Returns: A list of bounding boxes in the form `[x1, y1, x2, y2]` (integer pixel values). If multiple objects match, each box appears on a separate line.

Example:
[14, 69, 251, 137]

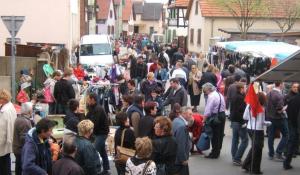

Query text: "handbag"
[114, 129, 136, 164]
[211, 92, 224, 125]
[196, 132, 210, 151]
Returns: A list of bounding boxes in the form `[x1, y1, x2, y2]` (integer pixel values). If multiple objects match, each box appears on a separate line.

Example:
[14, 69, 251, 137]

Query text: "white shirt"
[171, 68, 187, 81]
[243, 105, 267, 130]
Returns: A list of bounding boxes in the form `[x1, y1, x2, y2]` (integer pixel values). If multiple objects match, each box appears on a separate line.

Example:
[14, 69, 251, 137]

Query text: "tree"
[214, 0, 268, 39]
[271, 0, 300, 40]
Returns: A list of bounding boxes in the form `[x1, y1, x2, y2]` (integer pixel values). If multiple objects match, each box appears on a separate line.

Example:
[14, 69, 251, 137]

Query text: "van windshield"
[80, 44, 111, 56]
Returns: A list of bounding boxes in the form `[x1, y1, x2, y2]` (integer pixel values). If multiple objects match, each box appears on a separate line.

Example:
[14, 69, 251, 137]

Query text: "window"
[150, 27, 154, 36]
[173, 29, 176, 38]
[107, 26, 110, 35]
[112, 26, 115, 35]
[195, 1, 199, 15]
[190, 28, 194, 44]
[197, 29, 201, 45]
[110, 10, 113, 19]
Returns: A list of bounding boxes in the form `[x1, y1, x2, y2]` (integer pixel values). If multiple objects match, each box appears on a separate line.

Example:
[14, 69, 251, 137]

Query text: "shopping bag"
[196, 132, 210, 151]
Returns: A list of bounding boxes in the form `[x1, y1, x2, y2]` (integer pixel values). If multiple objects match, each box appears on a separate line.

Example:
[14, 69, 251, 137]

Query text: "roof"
[256, 50, 300, 82]
[97, 0, 112, 20]
[141, 3, 163, 21]
[186, 0, 194, 20]
[176, 0, 190, 7]
[114, 0, 121, 5]
[199, 0, 300, 18]
[219, 28, 300, 35]
[133, 2, 143, 14]
[122, 0, 132, 21]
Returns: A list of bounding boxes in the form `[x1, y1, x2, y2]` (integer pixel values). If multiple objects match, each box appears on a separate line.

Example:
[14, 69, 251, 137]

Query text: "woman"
[188, 65, 202, 111]
[152, 117, 177, 175]
[126, 137, 157, 175]
[154, 62, 168, 82]
[168, 103, 181, 121]
[114, 112, 136, 175]
[43, 71, 62, 114]
[121, 95, 133, 113]
[138, 102, 157, 138]
[64, 99, 81, 134]
[75, 120, 102, 175]
[242, 92, 271, 174]
[213, 67, 222, 91]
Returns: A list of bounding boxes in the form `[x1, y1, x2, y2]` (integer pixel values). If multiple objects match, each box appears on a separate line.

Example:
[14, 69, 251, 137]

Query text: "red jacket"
[189, 113, 204, 142]
[149, 63, 158, 73]
[73, 67, 85, 80]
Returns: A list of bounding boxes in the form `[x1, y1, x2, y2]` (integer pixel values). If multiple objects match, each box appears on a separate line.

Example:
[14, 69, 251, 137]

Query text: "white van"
[79, 35, 114, 66]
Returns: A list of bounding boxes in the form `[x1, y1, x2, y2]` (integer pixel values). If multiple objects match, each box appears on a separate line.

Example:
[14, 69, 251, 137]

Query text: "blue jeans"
[231, 122, 249, 161]
[95, 135, 110, 171]
[268, 118, 289, 157]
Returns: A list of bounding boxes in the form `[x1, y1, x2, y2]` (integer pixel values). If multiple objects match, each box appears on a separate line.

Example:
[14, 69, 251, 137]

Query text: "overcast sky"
[145, 0, 169, 3]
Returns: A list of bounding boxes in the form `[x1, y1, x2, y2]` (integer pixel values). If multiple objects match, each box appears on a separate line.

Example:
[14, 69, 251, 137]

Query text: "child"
[48, 136, 60, 161]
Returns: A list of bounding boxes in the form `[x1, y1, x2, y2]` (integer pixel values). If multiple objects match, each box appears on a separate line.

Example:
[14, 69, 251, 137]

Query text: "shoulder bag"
[210, 92, 225, 125]
[114, 129, 136, 165]
[142, 160, 154, 175]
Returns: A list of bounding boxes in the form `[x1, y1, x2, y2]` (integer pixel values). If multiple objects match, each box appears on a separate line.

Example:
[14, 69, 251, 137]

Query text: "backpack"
[43, 86, 54, 103]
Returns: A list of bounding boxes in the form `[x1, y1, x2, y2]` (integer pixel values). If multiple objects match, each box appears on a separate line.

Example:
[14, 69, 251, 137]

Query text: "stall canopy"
[255, 50, 300, 82]
[216, 41, 300, 62]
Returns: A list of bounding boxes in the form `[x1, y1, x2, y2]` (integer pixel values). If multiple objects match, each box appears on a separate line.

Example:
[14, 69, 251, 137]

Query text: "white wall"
[188, 0, 205, 54]
[0, 0, 80, 55]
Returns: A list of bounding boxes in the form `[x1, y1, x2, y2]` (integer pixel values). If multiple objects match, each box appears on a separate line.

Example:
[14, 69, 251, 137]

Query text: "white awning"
[255, 50, 300, 82]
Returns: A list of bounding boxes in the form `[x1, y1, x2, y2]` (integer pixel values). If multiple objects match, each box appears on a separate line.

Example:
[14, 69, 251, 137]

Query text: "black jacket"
[199, 71, 217, 87]
[131, 63, 147, 79]
[52, 155, 85, 175]
[64, 111, 81, 133]
[114, 127, 136, 154]
[75, 136, 102, 175]
[86, 104, 109, 136]
[54, 79, 75, 105]
[163, 86, 188, 109]
[152, 136, 177, 174]
[230, 92, 247, 124]
[138, 115, 155, 138]
[266, 89, 285, 119]
[285, 93, 300, 127]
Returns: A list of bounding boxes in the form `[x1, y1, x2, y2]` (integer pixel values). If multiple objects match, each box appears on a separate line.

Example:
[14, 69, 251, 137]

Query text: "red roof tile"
[175, 0, 190, 7]
[122, 0, 132, 21]
[199, 0, 299, 18]
[97, 0, 112, 20]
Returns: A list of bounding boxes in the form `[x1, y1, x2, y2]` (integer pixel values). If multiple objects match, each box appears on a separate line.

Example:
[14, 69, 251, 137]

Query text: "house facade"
[122, 0, 134, 36]
[133, 2, 163, 35]
[166, 0, 189, 44]
[96, 0, 116, 37]
[187, 0, 300, 54]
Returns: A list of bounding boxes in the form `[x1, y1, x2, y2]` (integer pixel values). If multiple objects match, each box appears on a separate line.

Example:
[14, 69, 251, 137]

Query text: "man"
[0, 89, 17, 175]
[54, 68, 76, 114]
[140, 72, 158, 100]
[172, 106, 193, 175]
[163, 78, 188, 109]
[138, 102, 157, 138]
[266, 82, 289, 161]
[52, 137, 85, 175]
[283, 83, 300, 170]
[203, 83, 226, 158]
[199, 64, 217, 88]
[158, 47, 169, 69]
[13, 102, 33, 175]
[226, 75, 246, 112]
[86, 93, 110, 175]
[171, 62, 187, 83]
[127, 80, 140, 95]
[230, 83, 248, 165]
[126, 94, 145, 137]
[184, 53, 196, 72]
[22, 118, 57, 175]
[130, 56, 147, 87]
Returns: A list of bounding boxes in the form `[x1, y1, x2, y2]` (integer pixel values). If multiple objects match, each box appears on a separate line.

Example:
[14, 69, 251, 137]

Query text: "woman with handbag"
[152, 117, 177, 175]
[188, 65, 202, 111]
[114, 112, 136, 175]
[126, 137, 157, 175]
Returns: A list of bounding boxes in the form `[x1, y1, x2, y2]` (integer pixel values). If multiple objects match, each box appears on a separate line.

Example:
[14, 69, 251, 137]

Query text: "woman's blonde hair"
[0, 89, 11, 102]
[135, 137, 153, 159]
[77, 120, 94, 136]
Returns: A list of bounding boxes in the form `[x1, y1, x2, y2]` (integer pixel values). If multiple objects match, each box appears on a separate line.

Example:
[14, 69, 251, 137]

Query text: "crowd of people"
[0, 40, 300, 175]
